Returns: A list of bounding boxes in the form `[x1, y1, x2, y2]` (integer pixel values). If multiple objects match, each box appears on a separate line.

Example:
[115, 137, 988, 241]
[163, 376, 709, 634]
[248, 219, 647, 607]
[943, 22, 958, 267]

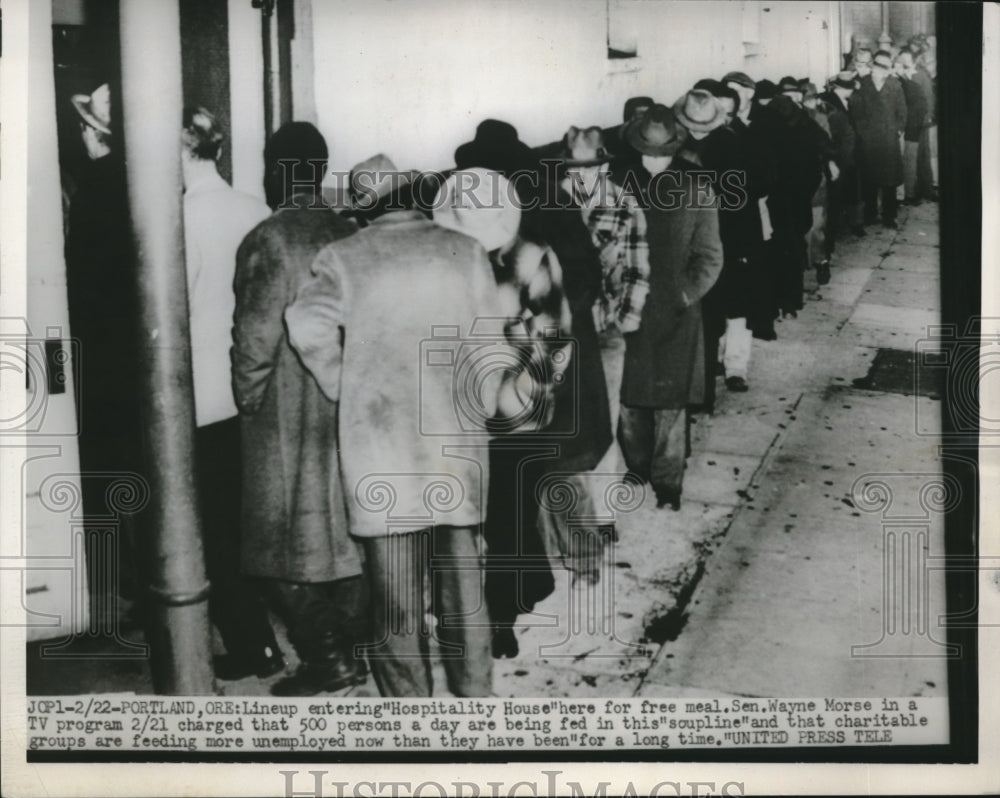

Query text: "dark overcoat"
[622, 158, 723, 408]
[850, 74, 906, 187]
[232, 191, 363, 583]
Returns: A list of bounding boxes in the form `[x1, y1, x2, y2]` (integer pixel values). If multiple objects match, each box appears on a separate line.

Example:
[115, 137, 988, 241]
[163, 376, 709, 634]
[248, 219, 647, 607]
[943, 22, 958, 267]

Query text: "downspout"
[119, 0, 214, 695]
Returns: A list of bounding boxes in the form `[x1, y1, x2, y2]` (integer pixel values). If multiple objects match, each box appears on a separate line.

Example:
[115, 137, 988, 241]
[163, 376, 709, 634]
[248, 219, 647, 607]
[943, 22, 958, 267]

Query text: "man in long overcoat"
[232, 122, 365, 696]
[618, 105, 723, 510]
[850, 50, 907, 228]
[285, 162, 511, 696]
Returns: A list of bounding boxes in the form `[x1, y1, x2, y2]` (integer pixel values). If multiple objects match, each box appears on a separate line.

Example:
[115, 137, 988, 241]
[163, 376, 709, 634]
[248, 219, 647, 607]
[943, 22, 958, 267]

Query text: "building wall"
[307, 0, 840, 177]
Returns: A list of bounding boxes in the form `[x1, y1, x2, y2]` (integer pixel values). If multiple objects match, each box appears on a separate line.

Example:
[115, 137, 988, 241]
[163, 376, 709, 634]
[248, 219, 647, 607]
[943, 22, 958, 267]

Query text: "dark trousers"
[916, 126, 935, 198]
[265, 576, 368, 665]
[825, 167, 862, 257]
[617, 406, 687, 497]
[484, 444, 557, 628]
[362, 527, 492, 697]
[701, 284, 728, 414]
[195, 417, 279, 659]
[861, 181, 898, 225]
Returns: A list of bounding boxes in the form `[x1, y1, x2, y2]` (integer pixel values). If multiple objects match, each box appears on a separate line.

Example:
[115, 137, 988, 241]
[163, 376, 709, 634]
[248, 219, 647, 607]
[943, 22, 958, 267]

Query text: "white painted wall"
[306, 0, 840, 178]
[228, 0, 267, 199]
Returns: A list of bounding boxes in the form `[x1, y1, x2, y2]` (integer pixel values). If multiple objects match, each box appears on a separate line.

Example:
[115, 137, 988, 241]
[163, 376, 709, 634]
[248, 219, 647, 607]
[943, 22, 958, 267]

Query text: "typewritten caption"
[26, 696, 948, 752]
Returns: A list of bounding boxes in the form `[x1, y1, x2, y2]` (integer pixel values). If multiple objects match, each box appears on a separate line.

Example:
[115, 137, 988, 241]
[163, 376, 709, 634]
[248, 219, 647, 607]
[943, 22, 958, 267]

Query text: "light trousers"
[718, 318, 752, 380]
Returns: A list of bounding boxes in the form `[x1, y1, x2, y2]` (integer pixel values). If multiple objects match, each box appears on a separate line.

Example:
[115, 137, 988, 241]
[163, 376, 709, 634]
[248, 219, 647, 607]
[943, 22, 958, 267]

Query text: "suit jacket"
[231, 190, 363, 581]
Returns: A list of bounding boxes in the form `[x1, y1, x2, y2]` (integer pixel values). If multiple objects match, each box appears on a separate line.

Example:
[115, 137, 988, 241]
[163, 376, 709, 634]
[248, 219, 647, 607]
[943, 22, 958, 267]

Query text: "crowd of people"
[62, 33, 936, 698]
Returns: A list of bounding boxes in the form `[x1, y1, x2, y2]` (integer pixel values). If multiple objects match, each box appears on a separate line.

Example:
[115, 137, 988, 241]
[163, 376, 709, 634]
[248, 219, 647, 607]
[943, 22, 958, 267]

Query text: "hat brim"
[670, 95, 725, 134]
[71, 94, 111, 136]
[622, 117, 683, 157]
[454, 140, 537, 175]
[560, 150, 613, 167]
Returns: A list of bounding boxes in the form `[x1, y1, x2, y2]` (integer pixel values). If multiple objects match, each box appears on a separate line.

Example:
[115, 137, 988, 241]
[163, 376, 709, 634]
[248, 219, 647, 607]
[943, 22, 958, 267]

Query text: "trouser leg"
[861, 179, 878, 223]
[807, 204, 826, 269]
[265, 575, 367, 666]
[916, 127, 934, 198]
[617, 405, 655, 483]
[881, 186, 898, 224]
[928, 125, 938, 188]
[197, 417, 279, 659]
[362, 531, 431, 697]
[432, 526, 492, 697]
[701, 287, 724, 413]
[483, 446, 554, 628]
[650, 408, 686, 498]
[903, 141, 919, 199]
[722, 318, 752, 380]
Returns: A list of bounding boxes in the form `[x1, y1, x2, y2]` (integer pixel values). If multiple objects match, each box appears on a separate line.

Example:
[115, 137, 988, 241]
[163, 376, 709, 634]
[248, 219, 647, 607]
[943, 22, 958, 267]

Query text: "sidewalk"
[27, 204, 946, 700]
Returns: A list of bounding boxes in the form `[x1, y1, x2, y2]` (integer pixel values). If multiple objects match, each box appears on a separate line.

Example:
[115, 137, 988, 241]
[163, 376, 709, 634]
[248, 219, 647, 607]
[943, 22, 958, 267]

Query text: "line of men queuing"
[62, 33, 935, 698]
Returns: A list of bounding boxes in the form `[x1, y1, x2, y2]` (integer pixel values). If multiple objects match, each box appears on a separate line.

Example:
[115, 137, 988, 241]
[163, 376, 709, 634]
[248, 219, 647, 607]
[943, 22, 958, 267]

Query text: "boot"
[271, 653, 366, 696]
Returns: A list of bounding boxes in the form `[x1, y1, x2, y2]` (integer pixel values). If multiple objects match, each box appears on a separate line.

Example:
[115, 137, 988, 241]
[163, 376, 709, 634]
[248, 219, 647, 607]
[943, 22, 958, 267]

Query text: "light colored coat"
[184, 170, 270, 427]
[285, 210, 504, 538]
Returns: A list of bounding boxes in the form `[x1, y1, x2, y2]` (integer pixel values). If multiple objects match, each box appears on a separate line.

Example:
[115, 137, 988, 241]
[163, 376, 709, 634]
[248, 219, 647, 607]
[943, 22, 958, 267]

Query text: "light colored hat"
[432, 168, 521, 252]
[71, 83, 112, 135]
[349, 153, 415, 208]
[672, 89, 726, 134]
[561, 125, 611, 166]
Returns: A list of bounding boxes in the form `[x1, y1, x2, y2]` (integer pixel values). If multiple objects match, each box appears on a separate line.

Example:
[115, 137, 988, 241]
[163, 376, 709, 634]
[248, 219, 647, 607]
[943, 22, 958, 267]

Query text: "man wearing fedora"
[617, 104, 723, 510]
[285, 163, 511, 696]
[850, 50, 906, 229]
[65, 82, 145, 611]
[232, 122, 367, 696]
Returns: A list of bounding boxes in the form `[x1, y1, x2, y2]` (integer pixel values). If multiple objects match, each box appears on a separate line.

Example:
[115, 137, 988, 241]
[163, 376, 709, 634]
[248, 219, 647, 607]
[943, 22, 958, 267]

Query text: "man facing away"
[232, 122, 367, 696]
[284, 159, 511, 696]
[181, 107, 283, 681]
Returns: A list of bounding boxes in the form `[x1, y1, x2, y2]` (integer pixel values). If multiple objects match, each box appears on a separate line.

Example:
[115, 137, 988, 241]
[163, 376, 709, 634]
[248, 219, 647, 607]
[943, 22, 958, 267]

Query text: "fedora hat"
[623, 103, 685, 157]
[349, 153, 416, 208]
[831, 70, 857, 90]
[561, 125, 611, 167]
[872, 51, 893, 70]
[622, 96, 654, 123]
[432, 168, 522, 253]
[71, 83, 112, 135]
[672, 89, 725, 134]
[722, 71, 755, 91]
[454, 119, 538, 177]
[778, 76, 802, 94]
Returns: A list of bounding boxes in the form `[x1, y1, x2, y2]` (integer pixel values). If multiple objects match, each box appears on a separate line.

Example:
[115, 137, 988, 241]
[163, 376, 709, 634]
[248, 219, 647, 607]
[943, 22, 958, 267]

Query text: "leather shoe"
[851, 225, 867, 237]
[214, 646, 285, 681]
[270, 656, 366, 696]
[816, 260, 831, 285]
[654, 488, 681, 511]
[492, 625, 519, 659]
[725, 376, 749, 393]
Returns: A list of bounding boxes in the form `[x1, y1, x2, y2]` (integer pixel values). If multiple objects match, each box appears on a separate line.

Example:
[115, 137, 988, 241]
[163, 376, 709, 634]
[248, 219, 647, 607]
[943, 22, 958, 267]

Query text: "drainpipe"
[878, 1, 892, 50]
[119, 0, 214, 695]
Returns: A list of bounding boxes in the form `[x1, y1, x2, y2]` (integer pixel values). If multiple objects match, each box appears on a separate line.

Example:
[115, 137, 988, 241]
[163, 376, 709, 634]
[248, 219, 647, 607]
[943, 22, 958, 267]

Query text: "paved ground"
[27, 203, 947, 701]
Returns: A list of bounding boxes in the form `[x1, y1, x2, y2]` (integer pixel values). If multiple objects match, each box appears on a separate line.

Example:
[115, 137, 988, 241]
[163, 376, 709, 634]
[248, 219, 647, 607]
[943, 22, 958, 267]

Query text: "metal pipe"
[119, 0, 213, 695]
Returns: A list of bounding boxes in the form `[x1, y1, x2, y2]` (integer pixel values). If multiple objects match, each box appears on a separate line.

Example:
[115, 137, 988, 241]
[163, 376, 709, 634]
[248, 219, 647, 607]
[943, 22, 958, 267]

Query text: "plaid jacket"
[565, 175, 650, 333]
